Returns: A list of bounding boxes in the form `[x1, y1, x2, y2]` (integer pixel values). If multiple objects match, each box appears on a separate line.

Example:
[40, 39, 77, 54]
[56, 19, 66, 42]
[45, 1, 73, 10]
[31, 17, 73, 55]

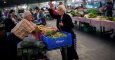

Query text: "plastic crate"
[40, 31, 72, 50]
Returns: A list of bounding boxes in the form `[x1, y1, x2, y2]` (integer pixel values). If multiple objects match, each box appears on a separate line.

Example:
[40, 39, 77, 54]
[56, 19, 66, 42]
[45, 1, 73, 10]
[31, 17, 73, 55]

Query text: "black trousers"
[5, 33, 21, 59]
[61, 33, 79, 60]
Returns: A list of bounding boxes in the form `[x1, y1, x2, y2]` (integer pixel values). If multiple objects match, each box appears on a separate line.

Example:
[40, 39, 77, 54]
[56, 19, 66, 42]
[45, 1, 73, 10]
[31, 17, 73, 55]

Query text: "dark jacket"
[48, 9, 74, 33]
[4, 18, 16, 32]
[106, 2, 113, 11]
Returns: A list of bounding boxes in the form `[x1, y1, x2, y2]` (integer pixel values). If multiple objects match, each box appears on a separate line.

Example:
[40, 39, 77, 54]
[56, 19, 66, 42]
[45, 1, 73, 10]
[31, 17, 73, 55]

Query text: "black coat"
[48, 9, 74, 34]
[4, 18, 16, 32]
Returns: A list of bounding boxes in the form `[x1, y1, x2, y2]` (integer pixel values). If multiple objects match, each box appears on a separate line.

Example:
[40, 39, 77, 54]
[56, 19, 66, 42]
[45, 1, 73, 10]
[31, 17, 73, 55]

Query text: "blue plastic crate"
[40, 31, 72, 50]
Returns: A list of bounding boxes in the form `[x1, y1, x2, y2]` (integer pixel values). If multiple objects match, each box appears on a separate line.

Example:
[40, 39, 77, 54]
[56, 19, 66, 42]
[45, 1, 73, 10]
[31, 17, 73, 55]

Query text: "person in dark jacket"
[106, 0, 113, 17]
[4, 10, 17, 36]
[48, 2, 79, 60]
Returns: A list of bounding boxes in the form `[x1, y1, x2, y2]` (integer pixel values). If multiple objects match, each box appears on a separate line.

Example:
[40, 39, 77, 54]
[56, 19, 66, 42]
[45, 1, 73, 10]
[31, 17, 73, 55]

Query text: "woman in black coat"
[48, 3, 79, 60]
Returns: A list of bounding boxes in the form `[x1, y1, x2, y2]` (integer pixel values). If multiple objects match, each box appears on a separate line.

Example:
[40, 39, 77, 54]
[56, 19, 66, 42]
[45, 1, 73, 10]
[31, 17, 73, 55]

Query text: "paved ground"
[46, 20, 115, 60]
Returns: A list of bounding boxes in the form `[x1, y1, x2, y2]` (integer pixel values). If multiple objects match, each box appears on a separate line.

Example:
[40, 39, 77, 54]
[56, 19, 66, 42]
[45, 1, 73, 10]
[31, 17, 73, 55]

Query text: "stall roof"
[0, 0, 61, 7]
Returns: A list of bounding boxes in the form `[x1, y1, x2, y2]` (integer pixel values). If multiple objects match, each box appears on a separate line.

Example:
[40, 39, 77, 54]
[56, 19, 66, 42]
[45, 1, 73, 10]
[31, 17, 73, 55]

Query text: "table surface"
[72, 17, 115, 31]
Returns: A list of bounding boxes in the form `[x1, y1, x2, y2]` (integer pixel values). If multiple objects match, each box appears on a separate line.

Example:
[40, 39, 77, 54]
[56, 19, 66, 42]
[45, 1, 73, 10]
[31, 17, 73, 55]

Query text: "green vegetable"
[84, 13, 97, 18]
[45, 29, 56, 36]
[106, 17, 114, 21]
[113, 18, 115, 22]
[46, 32, 67, 38]
[96, 16, 107, 20]
[87, 9, 97, 14]
[70, 10, 82, 17]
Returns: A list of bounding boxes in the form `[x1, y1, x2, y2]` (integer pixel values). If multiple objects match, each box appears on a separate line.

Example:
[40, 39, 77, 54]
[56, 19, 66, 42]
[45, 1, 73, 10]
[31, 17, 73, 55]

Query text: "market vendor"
[48, 2, 79, 60]
[5, 11, 37, 59]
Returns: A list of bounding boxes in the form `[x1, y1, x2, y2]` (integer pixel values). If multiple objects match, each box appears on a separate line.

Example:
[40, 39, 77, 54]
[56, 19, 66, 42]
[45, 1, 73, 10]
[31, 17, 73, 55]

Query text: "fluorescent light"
[4, 0, 6, 3]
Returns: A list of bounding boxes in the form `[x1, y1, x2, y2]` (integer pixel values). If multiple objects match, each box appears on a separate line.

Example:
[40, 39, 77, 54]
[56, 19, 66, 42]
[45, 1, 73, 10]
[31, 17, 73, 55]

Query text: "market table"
[72, 17, 115, 36]
[72, 17, 91, 30]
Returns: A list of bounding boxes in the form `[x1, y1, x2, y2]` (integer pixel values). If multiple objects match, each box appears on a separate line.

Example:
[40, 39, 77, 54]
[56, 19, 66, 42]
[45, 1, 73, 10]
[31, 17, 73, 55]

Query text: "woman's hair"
[58, 5, 66, 12]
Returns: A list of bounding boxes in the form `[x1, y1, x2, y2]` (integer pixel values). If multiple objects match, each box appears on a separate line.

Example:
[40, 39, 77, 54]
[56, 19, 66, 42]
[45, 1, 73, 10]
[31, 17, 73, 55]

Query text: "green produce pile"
[44, 29, 56, 36]
[96, 16, 115, 22]
[84, 13, 97, 18]
[88, 13, 97, 18]
[113, 18, 115, 22]
[96, 16, 107, 20]
[106, 17, 115, 21]
[46, 32, 67, 38]
[87, 9, 97, 14]
[69, 10, 82, 17]
[84, 9, 97, 18]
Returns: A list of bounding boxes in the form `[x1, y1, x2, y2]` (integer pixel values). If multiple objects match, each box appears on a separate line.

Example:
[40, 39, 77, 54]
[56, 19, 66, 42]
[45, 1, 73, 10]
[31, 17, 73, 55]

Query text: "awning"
[0, 0, 61, 7]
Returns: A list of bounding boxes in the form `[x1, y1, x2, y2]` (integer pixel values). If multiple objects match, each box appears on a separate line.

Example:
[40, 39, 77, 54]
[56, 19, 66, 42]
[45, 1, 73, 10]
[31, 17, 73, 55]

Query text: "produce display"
[96, 16, 107, 20]
[46, 32, 67, 38]
[70, 9, 115, 22]
[106, 17, 115, 21]
[84, 9, 115, 22]
[84, 13, 97, 18]
[37, 25, 57, 36]
[114, 18, 115, 22]
[88, 13, 97, 18]
[96, 16, 115, 21]
[67, 10, 82, 17]
[87, 9, 97, 14]
[37, 25, 66, 38]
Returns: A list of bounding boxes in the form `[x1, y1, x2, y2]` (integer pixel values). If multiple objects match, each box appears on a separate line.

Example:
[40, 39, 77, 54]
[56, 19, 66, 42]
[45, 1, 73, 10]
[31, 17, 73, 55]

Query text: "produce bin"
[40, 31, 72, 50]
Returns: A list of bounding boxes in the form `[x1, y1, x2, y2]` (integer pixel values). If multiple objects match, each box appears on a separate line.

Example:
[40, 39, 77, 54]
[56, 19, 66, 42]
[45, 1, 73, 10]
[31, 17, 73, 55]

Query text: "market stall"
[72, 16, 115, 38]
